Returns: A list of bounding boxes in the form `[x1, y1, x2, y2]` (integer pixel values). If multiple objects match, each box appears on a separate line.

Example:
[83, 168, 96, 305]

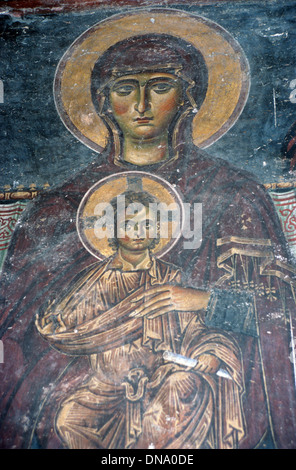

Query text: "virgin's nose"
[135, 86, 150, 114]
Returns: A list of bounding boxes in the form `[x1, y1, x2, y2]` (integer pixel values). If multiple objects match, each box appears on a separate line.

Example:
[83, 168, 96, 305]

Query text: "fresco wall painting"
[1, 0, 296, 451]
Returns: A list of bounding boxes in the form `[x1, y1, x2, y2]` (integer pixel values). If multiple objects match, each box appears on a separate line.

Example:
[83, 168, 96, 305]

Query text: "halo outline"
[54, 7, 250, 152]
[76, 170, 185, 260]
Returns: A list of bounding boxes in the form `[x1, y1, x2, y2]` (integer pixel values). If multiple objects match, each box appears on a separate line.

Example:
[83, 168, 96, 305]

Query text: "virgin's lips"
[134, 117, 153, 123]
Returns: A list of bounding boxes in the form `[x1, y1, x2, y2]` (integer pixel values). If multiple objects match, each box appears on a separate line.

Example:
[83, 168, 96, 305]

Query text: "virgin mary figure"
[1, 10, 296, 449]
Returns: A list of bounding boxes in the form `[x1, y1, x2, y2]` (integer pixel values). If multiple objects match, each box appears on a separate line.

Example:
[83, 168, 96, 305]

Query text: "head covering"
[90, 33, 208, 116]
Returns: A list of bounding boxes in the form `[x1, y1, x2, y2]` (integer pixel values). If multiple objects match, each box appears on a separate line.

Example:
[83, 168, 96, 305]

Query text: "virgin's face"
[108, 72, 183, 141]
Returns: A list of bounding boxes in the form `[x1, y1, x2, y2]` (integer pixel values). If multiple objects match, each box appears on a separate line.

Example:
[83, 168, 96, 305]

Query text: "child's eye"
[145, 221, 154, 229]
[125, 221, 134, 230]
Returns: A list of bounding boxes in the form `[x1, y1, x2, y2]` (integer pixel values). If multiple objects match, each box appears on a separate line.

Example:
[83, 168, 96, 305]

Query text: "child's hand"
[35, 310, 66, 335]
[129, 285, 210, 319]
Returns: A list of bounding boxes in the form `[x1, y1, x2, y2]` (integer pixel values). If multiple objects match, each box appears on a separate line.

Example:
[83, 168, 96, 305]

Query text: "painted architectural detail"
[0, 202, 26, 270]
[270, 190, 296, 257]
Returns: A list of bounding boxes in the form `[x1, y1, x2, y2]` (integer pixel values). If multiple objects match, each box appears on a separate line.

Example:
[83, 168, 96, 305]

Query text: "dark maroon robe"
[1, 141, 296, 449]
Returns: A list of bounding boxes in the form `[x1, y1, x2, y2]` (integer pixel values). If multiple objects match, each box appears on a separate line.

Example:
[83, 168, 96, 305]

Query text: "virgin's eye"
[112, 84, 136, 96]
[151, 82, 174, 94]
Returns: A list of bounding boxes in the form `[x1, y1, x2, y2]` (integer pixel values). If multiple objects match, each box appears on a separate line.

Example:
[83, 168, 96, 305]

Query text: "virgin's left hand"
[129, 285, 210, 320]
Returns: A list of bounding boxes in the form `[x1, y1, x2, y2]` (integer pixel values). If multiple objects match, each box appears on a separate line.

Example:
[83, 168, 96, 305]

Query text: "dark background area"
[0, 0, 296, 190]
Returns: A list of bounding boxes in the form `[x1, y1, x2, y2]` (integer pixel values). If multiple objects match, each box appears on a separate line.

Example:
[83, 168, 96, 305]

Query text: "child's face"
[117, 206, 157, 252]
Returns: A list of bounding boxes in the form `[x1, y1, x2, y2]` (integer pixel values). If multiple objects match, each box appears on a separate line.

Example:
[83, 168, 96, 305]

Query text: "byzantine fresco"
[1, 1, 296, 450]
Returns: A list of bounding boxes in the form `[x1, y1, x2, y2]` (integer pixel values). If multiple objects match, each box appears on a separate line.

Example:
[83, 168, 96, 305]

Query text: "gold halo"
[76, 171, 185, 260]
[54, 8, 250, 152]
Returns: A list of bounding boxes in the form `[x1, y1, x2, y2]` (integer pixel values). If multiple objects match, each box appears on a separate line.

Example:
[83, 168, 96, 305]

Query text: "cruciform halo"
[76, 171, 185, 260]
[54, 8, 250, 153]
